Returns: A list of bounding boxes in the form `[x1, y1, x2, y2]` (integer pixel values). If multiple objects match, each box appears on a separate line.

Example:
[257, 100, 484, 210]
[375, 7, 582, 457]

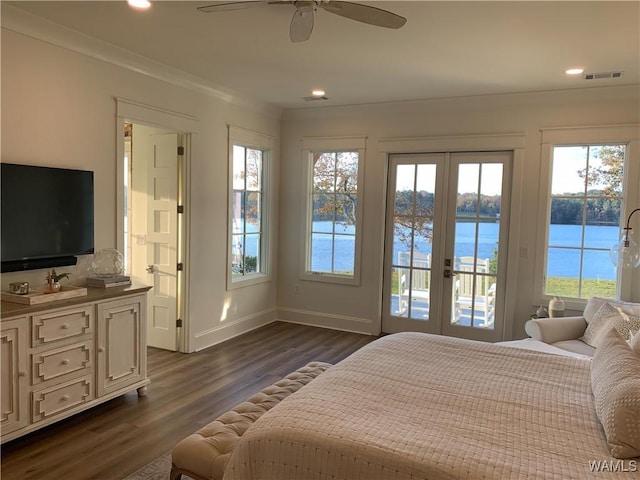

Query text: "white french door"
[382, 151, 512, 342]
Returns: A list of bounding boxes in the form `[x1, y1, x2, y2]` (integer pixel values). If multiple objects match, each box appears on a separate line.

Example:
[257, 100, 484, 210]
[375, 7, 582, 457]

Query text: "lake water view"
[305, 221, 620, 280]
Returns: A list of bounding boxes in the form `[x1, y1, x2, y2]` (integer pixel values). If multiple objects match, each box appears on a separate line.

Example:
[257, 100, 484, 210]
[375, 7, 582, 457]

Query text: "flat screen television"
[1, 163, 94, 272]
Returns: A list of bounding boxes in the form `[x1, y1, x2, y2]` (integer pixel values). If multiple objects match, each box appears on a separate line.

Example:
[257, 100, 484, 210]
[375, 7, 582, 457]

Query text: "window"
[302, 137, 365, 284]
[538, 125, 640, 305]
[546, 144, 625, 298]
[228, 126, 272, 287]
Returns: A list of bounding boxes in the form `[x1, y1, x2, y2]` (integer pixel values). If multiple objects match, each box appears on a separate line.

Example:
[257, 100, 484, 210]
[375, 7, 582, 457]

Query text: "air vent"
[583, 71, 623, 80]
[302, 95, 329, 101]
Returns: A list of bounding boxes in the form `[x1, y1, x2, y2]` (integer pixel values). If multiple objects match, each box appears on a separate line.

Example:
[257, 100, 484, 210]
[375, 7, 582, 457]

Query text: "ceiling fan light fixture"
[565, 67, 584, 75]
[128, 0, 151, 10]
[311, 89, 326, 97]
[197, 0, 406, 43]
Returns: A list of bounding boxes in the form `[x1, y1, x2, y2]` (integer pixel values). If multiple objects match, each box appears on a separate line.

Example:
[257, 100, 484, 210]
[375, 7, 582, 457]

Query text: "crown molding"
[1, 5, 282, 119]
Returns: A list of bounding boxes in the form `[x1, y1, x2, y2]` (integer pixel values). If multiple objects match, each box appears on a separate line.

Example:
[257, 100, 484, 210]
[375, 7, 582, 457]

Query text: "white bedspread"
[223, 332, 638, 479]
[498, 337, 593, 359]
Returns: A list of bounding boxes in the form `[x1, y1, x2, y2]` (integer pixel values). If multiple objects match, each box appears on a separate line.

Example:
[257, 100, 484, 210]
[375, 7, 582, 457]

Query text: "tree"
[392, 190, 434, 247]
[577, 145, 624, 196]
[312, 152, 358, 225]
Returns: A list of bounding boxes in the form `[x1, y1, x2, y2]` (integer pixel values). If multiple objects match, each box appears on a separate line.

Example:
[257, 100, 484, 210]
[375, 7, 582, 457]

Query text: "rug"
[123, 452, 195, 480]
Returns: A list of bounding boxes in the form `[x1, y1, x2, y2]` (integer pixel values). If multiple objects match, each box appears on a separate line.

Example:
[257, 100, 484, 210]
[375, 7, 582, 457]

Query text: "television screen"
[1, 163, 94, 272]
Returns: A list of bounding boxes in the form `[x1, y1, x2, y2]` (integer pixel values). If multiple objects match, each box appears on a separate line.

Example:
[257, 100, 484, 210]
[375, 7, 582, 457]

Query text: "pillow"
[583, 297, 610, 323]
[581, 302, 628, 348]
[590, 327, 640, 459]
[618, 311, 640, 340]
[629, 330, 640, 357]
[584, 297, 640, 324]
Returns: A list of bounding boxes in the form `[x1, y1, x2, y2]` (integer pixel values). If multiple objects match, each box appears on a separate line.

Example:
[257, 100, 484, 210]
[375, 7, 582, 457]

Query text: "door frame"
[377, 133, 525, 341]
[116, 98, 197, 353]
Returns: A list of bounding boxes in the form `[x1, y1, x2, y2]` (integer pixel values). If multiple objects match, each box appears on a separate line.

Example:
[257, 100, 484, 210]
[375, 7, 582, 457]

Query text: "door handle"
[146, 264, 157, 274]
[444, 269, 457, 278]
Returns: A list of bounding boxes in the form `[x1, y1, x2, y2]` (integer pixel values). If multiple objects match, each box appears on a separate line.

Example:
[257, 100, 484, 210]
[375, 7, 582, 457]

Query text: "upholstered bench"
[170, 361, 333, 480]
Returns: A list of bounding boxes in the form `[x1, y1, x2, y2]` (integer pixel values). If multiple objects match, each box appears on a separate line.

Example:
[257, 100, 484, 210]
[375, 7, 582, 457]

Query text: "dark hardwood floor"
[1, 321, 378, 480]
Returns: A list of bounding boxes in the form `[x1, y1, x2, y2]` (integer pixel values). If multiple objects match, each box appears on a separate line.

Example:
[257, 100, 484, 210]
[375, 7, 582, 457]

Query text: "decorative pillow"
[584, 297, 640, 324]
[629, 330, 640, 357]
[590, 327, 640, 459]
[581, 302, 628, 348]
[618, 312, 640, 340]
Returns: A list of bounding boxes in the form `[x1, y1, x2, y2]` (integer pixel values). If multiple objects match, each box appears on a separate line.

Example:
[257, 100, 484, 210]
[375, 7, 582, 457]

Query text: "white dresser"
[1, 285, 151, 443]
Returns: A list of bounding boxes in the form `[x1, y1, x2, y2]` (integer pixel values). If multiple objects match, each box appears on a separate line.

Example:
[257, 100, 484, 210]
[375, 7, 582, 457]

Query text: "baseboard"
[193, 308, 277, 351]
[277, 307, 376, 335]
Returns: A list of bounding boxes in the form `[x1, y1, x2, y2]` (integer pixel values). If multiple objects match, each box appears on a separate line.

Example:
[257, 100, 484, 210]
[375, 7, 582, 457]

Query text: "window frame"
[535, 125, 640, 309]
[301, 136, 366, 285]
[227, 125, 273, 290]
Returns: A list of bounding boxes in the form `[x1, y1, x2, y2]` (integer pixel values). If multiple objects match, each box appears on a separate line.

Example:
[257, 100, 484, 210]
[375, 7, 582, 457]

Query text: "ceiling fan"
[197, 1, 407, 43]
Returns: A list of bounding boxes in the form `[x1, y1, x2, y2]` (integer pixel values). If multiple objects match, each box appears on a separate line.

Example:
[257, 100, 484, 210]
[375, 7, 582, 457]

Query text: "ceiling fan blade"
[290, 7, 314, 43]
[197, 1, 268, 13]
[320, 1, 406, 29]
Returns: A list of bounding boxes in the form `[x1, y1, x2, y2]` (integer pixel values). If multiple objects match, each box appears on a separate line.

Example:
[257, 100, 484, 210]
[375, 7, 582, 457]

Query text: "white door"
[130, 126, 179, 351]
[382, 153, 446, 335]
[382, 151, 511, 342]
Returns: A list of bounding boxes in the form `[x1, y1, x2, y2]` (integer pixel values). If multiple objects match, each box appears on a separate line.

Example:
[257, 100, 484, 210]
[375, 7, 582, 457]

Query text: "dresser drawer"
[31, 342, 92, 385]
[32, 307, 93, 347]
[32, 375, 94, 423]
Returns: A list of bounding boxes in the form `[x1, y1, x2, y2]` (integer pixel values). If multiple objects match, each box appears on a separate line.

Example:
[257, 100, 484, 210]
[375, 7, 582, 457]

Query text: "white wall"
[1, 28, 281, 351]
[278, 86, 640, 339]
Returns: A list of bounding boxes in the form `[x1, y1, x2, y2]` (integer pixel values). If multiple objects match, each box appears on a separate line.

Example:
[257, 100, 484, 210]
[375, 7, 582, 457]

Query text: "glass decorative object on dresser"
[87, 249, 131, 288]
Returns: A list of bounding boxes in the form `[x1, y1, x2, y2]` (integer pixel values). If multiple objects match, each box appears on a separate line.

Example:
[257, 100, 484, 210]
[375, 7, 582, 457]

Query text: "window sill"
[228, 273, 271, 290]
[302, 271, 360, 286]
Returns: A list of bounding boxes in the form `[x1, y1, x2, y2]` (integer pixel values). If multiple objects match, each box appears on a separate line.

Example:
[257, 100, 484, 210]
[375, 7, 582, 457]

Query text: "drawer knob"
[98, 347, 105, 352]
[62, 359, 70, 365]
[61, 395, 70, 401]
[61, 323, 70, 330]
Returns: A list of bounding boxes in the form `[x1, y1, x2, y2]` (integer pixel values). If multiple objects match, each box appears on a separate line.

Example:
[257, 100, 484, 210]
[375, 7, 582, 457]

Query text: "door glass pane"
[394, 164, 415, 215]
[480, 163, 502, 219]
[452, 162, 502, 330]
[410, 268, 430, 319]
[394, 217, 412, 268]
[390, 161, 436, 322]
[415, 164, 435, 216]
[456, 163, 479, 218]
[392, 266, 409, 317]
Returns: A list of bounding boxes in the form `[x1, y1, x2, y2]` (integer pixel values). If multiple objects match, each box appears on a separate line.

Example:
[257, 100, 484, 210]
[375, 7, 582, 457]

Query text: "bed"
[222, 331, 639, 480]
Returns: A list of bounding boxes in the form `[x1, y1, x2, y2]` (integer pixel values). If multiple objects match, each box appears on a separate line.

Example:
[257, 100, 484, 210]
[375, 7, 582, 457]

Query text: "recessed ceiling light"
[565, 68, 584, 75]
[312, 89, 326, 97]
[128, 0, 151, 10]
